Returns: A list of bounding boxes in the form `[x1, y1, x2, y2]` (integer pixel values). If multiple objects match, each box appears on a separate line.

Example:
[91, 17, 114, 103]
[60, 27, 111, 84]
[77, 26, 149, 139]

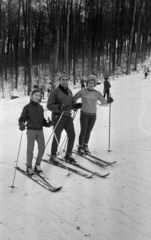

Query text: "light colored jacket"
[74, 89, 107, 115]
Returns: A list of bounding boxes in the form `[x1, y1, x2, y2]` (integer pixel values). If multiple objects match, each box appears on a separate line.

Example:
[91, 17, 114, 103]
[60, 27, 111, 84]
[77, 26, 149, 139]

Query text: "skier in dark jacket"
[103, 76, 111, 99]
[47, 73, 82, 163]
[18, 89, 52, 175]
[80, 76, 85, 89]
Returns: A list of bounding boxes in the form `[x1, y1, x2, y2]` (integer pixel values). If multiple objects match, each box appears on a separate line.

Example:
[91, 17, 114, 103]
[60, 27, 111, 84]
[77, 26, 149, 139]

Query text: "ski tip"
[107, 161, 116, 165]
[95, 172, 110, 178]
[87, 174, 94, 178]
[103, 173, 110, 177]
[52, 186, 62, 192]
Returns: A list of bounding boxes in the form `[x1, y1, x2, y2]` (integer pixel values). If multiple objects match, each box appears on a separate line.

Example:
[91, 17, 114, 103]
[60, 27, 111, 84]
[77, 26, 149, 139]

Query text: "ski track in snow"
[0, 67, 151, 240]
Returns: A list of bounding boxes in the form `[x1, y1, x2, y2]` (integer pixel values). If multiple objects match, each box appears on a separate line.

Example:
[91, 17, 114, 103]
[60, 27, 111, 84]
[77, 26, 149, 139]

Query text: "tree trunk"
[126, 0, 137, 74]
[134, 0, 144, 70]
[66, 2, 70, 74]
[5, 0, 12, 80]
[54, 19, 60, 81]
[27, 0, 32, 95]
[15, 0, 21, 89]
[21, 0, 28, 87]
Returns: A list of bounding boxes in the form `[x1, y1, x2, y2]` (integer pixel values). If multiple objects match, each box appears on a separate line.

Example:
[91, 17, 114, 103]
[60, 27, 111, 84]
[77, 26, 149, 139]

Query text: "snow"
[0, 68, 151, 240]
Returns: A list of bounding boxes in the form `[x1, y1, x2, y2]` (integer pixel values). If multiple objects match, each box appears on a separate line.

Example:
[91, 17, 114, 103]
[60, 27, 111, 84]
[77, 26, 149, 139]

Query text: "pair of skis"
[43, 158, 94, 178]
[57, 157, 110, 178]
[46, 154, 110, 178]
[73, 149, 116, 167]
[86, 152, 116, 165]
[16, 167, 62, 192]
[16, 150, 113, 192]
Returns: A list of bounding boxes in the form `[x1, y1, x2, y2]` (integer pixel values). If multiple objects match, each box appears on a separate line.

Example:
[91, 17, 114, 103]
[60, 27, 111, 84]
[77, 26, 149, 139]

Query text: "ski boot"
[84, 144, 91, 154]
[49, 155, 59, 164]
[34, 164, 43, 174]
[77, 145, 85, 155]
[26, 167, 34, 176]
[65, 152, 76, 163]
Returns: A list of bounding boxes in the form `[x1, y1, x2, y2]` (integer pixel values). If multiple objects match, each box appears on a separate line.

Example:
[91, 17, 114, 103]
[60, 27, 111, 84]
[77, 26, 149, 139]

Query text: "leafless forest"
[0, 0, 150, 95]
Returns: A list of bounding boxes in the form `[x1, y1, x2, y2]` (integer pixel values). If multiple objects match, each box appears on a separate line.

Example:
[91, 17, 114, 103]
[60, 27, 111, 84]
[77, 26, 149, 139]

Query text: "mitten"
[47, 117, 52, 127]
[19, 124, 25, 131]
[43, 118, 52, 127]
[107, 97, 114, 104]
[73, 103, 82, 110]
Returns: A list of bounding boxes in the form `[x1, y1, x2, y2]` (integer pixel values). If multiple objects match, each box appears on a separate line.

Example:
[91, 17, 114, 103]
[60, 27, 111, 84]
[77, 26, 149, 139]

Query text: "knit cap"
[87, 75, 98, 86]
[58, 73, 69, 81]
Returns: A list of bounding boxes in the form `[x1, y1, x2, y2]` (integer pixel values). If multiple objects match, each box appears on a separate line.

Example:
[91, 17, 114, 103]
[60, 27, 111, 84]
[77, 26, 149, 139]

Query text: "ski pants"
[79, 113, 96, 146]
[51, 114, 75, 155]
[104, 89, 110, 99]
[81, 84, 85, 89]
[27, 130, 45, 167]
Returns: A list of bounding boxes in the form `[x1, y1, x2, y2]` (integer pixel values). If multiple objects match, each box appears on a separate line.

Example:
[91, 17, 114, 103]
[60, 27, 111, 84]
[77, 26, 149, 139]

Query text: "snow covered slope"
[0, 69, 151, 240]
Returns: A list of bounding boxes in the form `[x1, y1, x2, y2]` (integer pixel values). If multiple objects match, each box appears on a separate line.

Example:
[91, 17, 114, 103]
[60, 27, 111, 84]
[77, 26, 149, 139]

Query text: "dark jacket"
[19, 100, 50, 130]
[47, 85, 74, 117]
[104, 80, 111, 90]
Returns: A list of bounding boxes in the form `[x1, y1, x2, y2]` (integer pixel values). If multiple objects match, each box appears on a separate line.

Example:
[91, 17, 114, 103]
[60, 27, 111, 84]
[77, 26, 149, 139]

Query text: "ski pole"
[107, 94, 112, 152]
[45, 112, 64, 150]
[60, 135, 68, 153]
[61, 136, 68, 154]
[53, 132, 71, 176]
[9, 131, 23, 193]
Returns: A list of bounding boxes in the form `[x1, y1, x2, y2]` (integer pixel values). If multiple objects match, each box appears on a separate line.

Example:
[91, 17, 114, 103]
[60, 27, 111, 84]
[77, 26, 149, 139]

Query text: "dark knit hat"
[33, 85, 39, 88]
[87, 75, 98, 86]
[31, 89, 41, 96]
[58, 73, 69, 81]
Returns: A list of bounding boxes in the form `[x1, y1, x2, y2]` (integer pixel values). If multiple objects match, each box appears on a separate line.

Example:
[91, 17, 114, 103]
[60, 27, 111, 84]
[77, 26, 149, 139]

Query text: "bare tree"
[27, 0, 32, 95]
[126, 0, 137, 74]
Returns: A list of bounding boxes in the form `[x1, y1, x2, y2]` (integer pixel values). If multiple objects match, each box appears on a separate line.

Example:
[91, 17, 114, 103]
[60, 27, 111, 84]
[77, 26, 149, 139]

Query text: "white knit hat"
[87, 75, 98, 86]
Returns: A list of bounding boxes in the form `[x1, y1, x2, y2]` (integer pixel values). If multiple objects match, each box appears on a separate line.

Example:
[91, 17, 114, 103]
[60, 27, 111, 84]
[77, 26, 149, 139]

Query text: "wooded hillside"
[0, 0, 150, 95]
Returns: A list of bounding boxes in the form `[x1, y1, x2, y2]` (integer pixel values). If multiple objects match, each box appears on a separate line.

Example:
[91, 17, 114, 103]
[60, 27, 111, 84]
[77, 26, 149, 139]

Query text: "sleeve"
[47, 88, 61, 112]
[70, 90, 76, 109]
[98, 92, 108, 105]
[73, 90, 83, 103]
[18, 106, 28, 125]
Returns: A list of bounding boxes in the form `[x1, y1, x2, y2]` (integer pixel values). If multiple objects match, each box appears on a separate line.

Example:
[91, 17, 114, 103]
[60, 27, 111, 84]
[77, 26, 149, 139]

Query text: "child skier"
[103, 76, 111, 99]
[18, 89, 52, 175]
[74, 74, 113, 154]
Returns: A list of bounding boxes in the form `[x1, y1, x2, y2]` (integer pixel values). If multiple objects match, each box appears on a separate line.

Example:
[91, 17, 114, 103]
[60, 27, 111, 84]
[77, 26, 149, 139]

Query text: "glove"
[58, 104, 69, 111]
[47, 117, 52, 127]
[19, 124, 25, 131]
[43, 118, 52, 127]
[107, 97, 114, 104]
[73, 103, 82, 110]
